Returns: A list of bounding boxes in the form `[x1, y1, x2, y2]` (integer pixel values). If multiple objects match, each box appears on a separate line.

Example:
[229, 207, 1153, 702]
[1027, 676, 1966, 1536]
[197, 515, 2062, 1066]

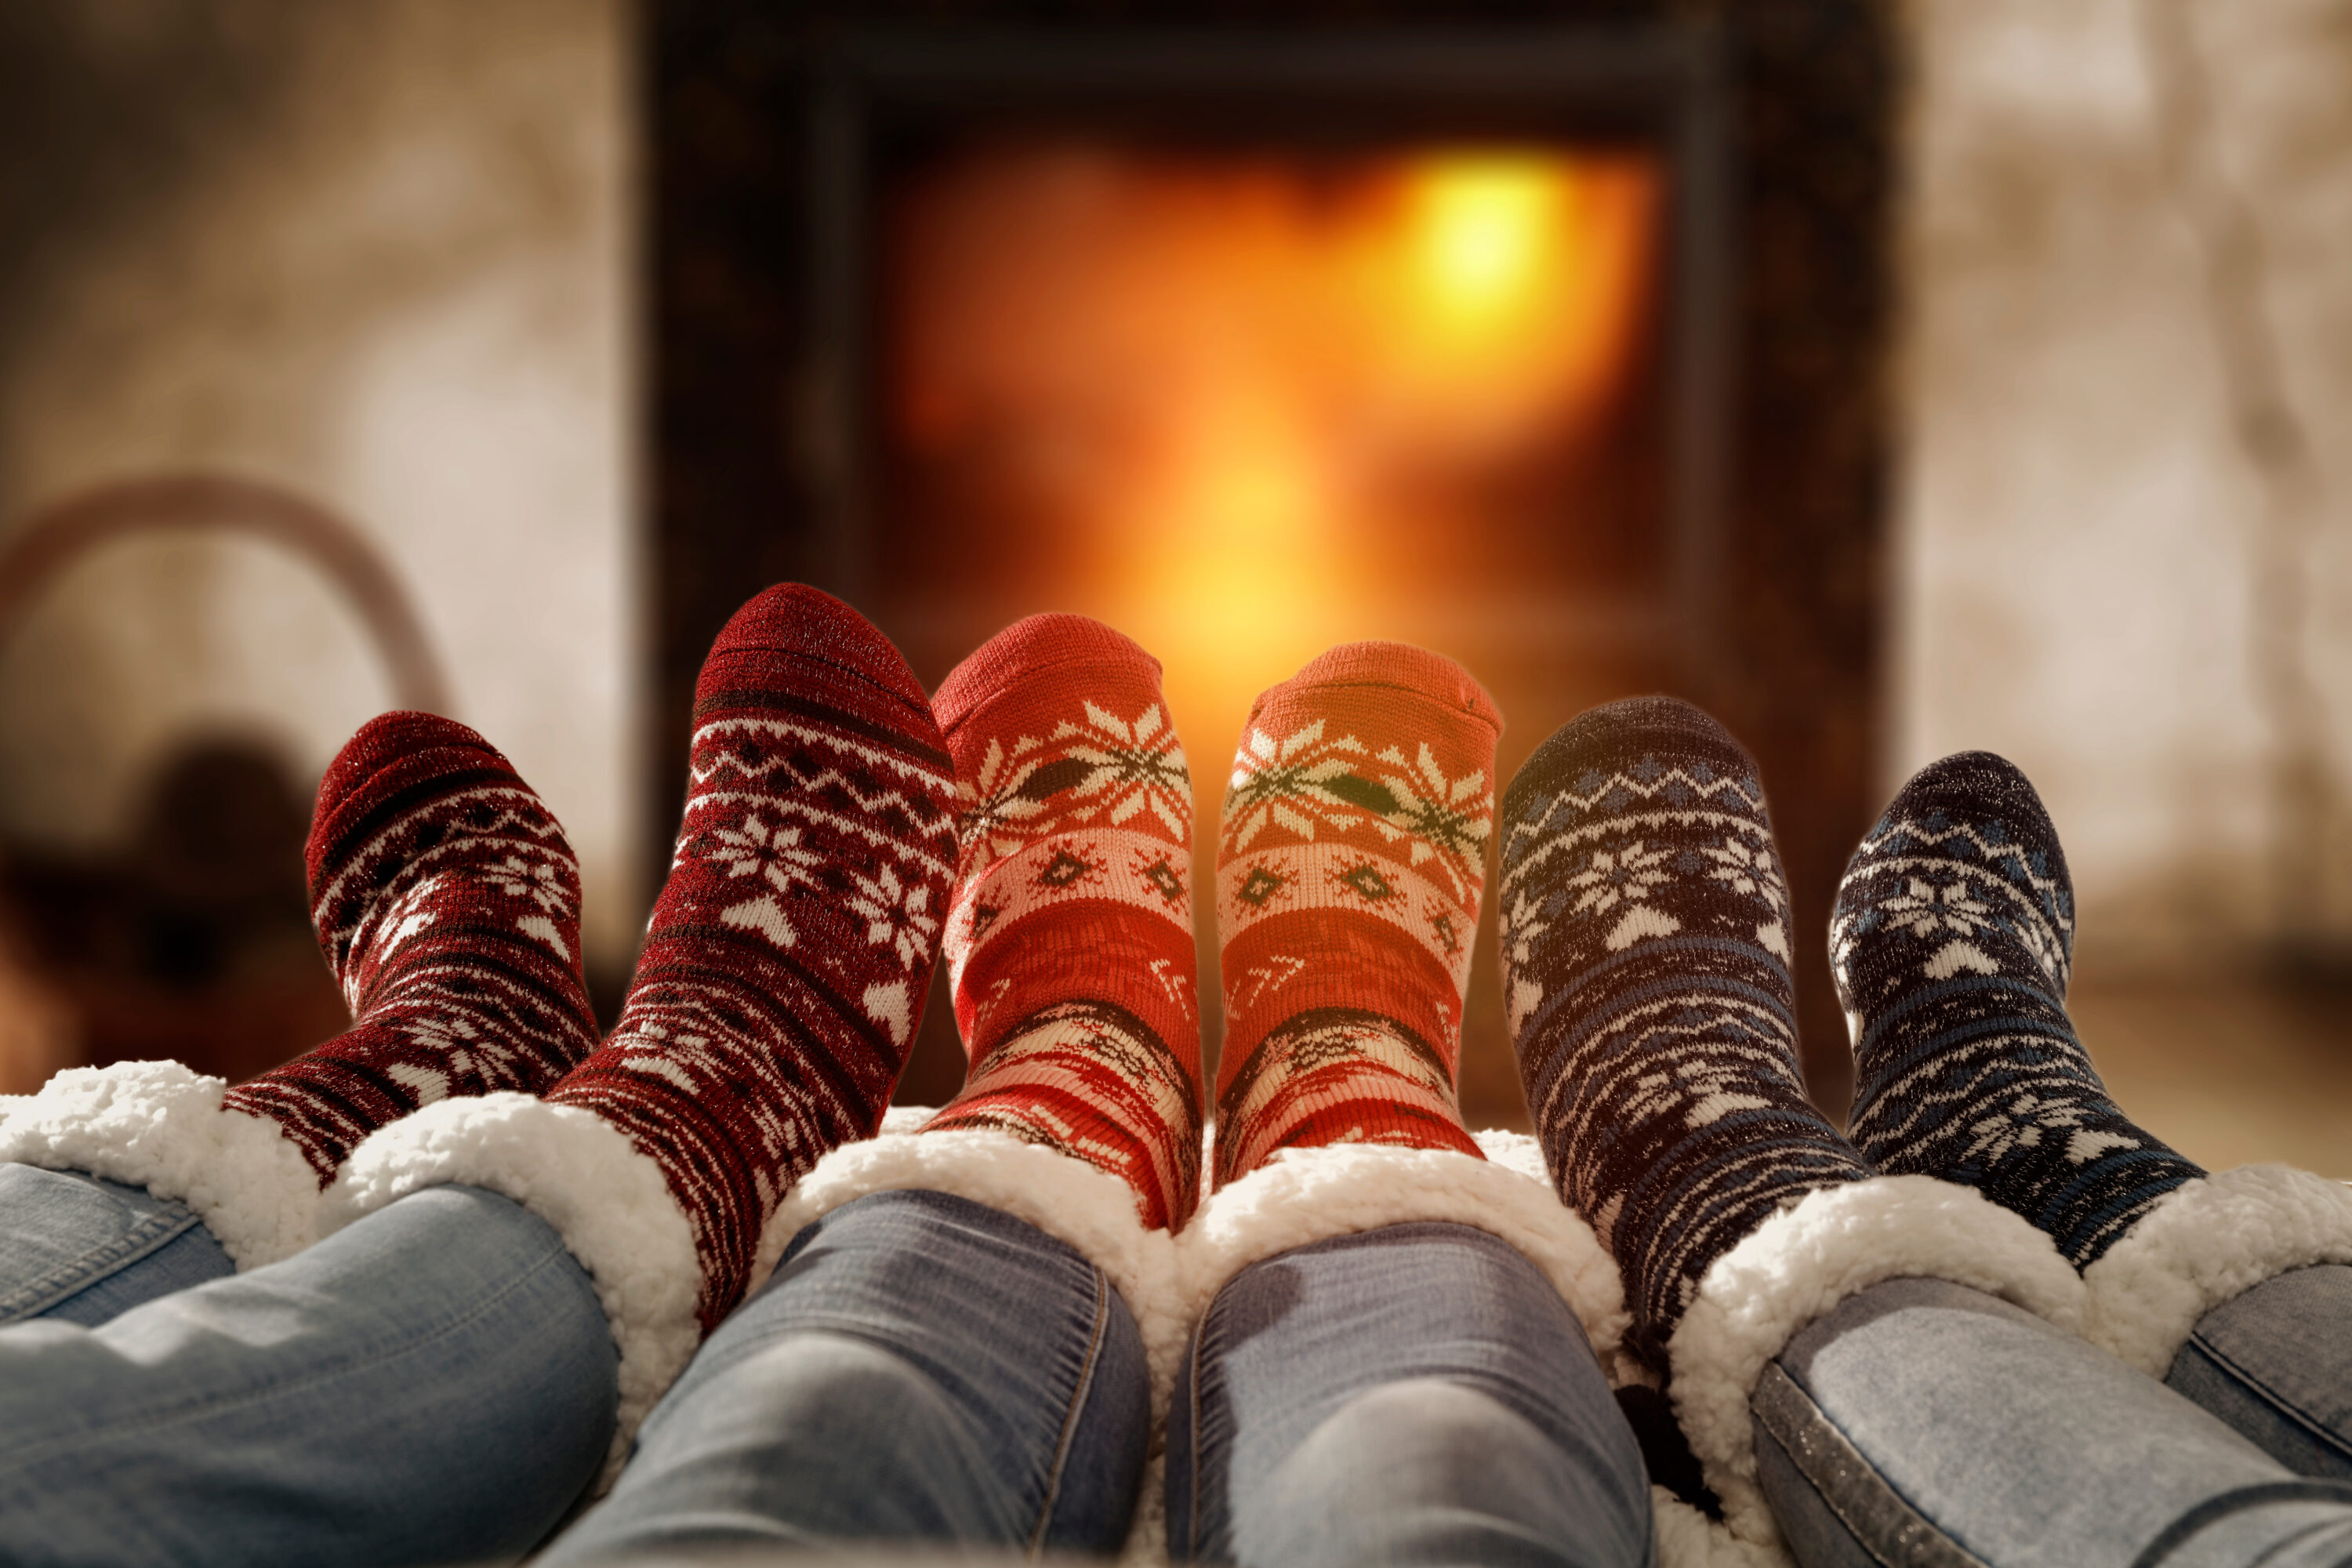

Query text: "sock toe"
[933, 613, 1163, 738]
[1271, 640, 1501, 729]
[702, 583, 931, 712]
[307, 713, 521, 888]
[1503, 696, 1751, 822]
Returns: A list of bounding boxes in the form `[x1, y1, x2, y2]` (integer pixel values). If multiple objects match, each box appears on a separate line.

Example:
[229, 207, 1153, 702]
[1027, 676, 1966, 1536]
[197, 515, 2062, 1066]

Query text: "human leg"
[0, 1183, 615, 1568]
[0, 1166, 230, 1327]
[2165, 1265, 2352, 1481]
[1755, 1275, 2352, 1568]
[1168, 649, 1642, 1561]
[0, 712, 601, 1269]
[326, 584, 960, 1472]
[542, 1188, 1148, 1563]
[1833, 752, 2352, 1472]
[1169, 1221, 1652, 1568]
[1498, 699, 2084, 1550]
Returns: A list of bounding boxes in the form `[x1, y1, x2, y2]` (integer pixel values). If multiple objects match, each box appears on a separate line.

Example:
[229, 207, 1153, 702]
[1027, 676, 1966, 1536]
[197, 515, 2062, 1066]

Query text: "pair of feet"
[1499, 698, 2205, 1363]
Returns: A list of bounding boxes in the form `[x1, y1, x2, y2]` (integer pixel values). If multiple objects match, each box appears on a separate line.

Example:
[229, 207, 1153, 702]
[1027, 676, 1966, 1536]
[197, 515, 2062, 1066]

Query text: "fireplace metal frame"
[797, 21, 1735, 693]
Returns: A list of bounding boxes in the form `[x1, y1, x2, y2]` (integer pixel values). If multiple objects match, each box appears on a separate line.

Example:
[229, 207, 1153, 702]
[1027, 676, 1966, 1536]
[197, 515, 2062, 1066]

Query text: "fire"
[889, 140, 1660, 781]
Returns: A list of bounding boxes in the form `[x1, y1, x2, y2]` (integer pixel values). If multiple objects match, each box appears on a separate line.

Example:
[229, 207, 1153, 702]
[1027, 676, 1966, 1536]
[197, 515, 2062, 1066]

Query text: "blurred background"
[0, 0, 2343, 1177]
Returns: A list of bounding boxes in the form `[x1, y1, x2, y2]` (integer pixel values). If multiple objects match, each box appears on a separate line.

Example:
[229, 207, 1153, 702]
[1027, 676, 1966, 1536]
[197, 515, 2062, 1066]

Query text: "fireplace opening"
[880, 140, 1666, 709]
[772, 30, 1737, 1121]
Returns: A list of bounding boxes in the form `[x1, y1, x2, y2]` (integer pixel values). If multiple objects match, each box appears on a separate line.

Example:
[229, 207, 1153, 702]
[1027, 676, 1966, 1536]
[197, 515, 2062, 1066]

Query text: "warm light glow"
[1409, 158, 1564, 331]
[890, 143, 1661, 793]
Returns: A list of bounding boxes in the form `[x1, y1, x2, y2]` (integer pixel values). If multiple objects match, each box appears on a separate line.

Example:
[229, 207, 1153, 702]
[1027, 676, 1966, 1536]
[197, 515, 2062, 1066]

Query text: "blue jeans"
[0, 1173, 1149, 1564]
[1169, 1221, 1655, 1567]
[0, 1168, 617, 1566]
[10, 1163, 2352, 1568]
[1756, 1275, 2352, 1567]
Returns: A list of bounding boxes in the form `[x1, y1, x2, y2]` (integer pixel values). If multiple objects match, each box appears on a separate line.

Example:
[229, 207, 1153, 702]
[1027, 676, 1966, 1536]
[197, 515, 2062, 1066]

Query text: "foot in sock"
[229, 713, 602, 1176]
[922, 615, 1203, 1230]
[1832, 751, 2202, 1268]
[1, 712, 600, 1265]
[1497, 696, 1870, 1353]
[543, 585, 961, 1327]
[1211, 642, 1498, 1188]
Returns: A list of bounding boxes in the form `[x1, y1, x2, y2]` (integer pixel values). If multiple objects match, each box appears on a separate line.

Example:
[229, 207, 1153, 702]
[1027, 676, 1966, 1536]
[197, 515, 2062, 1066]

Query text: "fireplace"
[650, 5, 1893, 1124]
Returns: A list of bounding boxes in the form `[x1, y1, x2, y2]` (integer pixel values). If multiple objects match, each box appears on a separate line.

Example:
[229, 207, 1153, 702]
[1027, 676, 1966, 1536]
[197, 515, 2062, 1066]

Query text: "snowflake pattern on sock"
[1499, 697, 1867, 1352]
[546, 586, 957, 1328]
[1213, 642, 1498, 1187]
[925, 615, 1204, 1230]
[223, 713, 600, 1184]
[1834, 750, 2201, 1267]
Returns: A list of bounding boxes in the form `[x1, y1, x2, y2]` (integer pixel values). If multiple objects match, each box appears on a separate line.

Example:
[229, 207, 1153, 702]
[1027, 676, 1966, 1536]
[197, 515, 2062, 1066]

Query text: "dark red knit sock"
[1213, 642, 1500, 1186]
[223, 713, 601, 1183]
[921, 615, 1204, 1230]
[543, 585, 958, 1327]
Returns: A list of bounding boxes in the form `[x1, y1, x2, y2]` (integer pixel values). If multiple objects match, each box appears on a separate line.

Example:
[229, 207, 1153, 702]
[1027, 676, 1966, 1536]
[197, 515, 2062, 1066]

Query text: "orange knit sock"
[1212, 641, 1500, 1187]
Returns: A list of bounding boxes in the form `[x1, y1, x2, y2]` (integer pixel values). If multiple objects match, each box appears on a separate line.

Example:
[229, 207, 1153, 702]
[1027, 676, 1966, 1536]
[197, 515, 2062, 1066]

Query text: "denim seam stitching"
[1754, 1411, 1900, 1568]
[1753, 1363, 1995, 1568]
[0, 1207, 202, 1324]
[1185, 1311, 1210, 1559]
[1025, 1263, 1111, 1557]
[2183, 1330, 2352, 1466]
[0, 1225, 585, 1472]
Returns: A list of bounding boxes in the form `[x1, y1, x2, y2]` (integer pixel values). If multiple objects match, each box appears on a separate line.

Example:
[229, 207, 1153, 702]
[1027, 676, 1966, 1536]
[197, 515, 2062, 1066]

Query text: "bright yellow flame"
[1408, 158, 1566, 330]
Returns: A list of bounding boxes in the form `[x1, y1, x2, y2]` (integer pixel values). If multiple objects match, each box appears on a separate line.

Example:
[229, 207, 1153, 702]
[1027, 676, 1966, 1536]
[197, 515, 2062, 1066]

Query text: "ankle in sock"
[1833, 751, 2202, 1268]
[2, 713, 601, 1265]
[1497, 697, 1870, 1349]
[922, 614, 1204, 1230]
[1211, 642, 1497, 1187]
[227, 712, 601, 1177]
[545, 584, 960, 1327]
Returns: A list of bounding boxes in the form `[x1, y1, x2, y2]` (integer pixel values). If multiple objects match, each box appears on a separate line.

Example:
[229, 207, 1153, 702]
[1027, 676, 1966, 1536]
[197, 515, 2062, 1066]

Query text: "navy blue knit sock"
[1499, 698, 1869, 1356]
[1833, 751, 2203, 1269]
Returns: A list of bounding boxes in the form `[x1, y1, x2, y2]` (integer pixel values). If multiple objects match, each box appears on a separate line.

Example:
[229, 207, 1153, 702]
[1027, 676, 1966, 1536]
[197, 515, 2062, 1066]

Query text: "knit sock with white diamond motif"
[922, 614, 1204, 1230]
[1212, 641, 1497, 1188]
[223, 711, 601, 1182]
[1497, 696, 1870, 1356]
[1833, 751, 2201, 1268]
[542, 585, 959, 1328]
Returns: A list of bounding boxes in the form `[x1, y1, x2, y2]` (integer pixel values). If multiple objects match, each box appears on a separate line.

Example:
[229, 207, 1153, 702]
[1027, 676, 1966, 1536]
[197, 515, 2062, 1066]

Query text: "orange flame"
[891, 142, 1659, 764]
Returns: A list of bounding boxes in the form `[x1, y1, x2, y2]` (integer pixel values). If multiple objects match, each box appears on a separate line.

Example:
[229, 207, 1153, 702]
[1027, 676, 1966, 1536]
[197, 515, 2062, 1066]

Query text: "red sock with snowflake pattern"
[922, 615, 1204, 1230]
[223, 712, 601, 1182]
[542, 585, 959, 1328]
[1213, 642, 1499, 1187]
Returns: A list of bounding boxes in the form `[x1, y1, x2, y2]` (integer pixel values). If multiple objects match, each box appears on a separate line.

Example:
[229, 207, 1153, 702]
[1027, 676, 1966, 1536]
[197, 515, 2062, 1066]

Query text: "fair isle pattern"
[925, 615, 1205, 1231]
[1213, 643, 1499, 1187]
[1834, 751, 2201, 1267]
[1499, 698, 1867, 1352]
[548, 587, 958, 1330]
[943, 828, 1192, 1007]
[1218, 842, 1475, 992]
[224, 715, 599, 1185]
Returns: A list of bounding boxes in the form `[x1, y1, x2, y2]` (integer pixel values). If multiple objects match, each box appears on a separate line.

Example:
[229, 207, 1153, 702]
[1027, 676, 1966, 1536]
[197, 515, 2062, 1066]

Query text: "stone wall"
[1899, 0, 2352, 970]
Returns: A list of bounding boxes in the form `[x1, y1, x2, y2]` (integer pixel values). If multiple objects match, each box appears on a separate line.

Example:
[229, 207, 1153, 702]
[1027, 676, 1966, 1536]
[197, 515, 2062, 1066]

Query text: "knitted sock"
[922, 615, 1204, 1229]
[222, 712, 600, 1184]
[1212, 642, 1497, 1188]
[1833, 751, 2202, 1268]
[1498, 697, 1870, 1354]
[543, 585, 958, 1327]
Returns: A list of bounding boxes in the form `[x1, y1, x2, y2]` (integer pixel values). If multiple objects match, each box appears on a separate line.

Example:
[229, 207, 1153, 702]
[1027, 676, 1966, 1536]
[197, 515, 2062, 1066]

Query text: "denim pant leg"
[2166, 1265, 2352, 1482]
[1169, 1221, 1655, 1568]
[0, 1163, 235, 1325]
[1755, 1276, 2352, 1568]
[541, 1188, 1152, 1564]
[0, 1183, 617, 1568]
